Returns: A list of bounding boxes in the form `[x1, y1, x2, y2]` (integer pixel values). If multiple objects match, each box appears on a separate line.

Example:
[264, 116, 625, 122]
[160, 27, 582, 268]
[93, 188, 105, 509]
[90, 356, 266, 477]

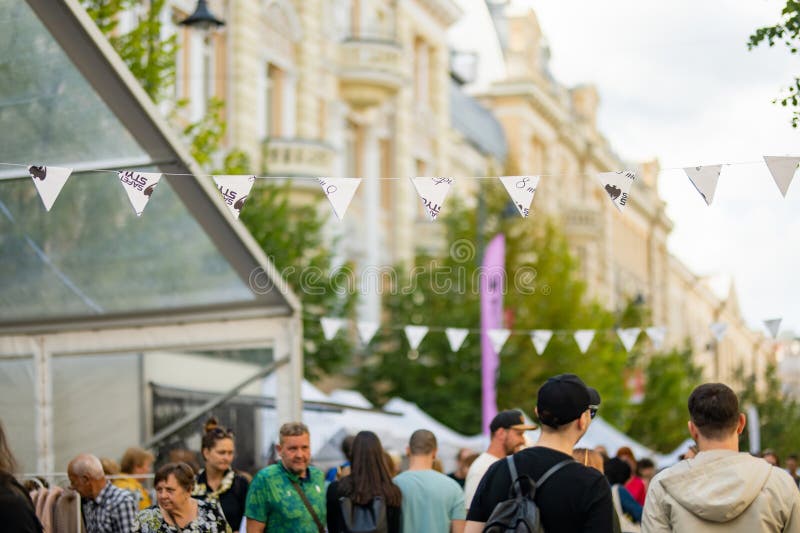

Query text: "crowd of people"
[2, 374, 800, 532]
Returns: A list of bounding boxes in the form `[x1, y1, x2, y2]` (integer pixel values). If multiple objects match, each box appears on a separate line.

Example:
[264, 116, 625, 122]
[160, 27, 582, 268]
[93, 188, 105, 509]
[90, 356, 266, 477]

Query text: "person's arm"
[246, 520, 265, 533]
[619, 486, 643, 523]
[451, 519, 466, 533]
[464, 521, 485, 533]
[641, 477, 673, 533]
[326, 481, 340, 532]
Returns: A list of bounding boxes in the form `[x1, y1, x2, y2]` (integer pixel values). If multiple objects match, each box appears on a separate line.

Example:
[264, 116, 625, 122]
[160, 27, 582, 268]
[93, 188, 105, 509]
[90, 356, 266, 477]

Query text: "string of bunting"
[314, 315, 785, 356]
[9, 155, 798, 218]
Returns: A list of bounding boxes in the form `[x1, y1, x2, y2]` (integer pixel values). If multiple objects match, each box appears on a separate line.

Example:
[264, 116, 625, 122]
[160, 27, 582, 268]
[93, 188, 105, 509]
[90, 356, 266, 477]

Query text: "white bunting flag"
[763, 156, 799, 198]
[617, 327, 641, 352]
[710, 321, 728, 342]
[320, 317, 347, 341]
[597, 170, 636, 212]
[499, 176, 540, 218]
[28, 165, 72, 211]
[118, 170, 162, 216]
[488, 328, 511, 354]
[684, 165, 722, 205]
[318, 177, 361, 220]
[573, 330, 595, 354]
[764, 318, 782, 339]
[213, 175, 256, 219]
[530, 330, 553, 355]
[411, 177, 454, 220]
[404, 325, 429, 350]
[356, 321, 380, 344]
[645, 326, 667, 350]
[445, 328, 469, 352]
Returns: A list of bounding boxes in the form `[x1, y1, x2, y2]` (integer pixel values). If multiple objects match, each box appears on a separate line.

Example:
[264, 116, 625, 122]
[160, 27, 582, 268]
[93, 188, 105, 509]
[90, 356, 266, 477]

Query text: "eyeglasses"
[588, 405, 599, 419]
[209, 427, 234, 438]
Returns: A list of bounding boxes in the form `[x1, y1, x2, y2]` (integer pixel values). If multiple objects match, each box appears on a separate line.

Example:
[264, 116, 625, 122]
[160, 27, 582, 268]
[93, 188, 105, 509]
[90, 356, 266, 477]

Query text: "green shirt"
[245, 463, 326, 533]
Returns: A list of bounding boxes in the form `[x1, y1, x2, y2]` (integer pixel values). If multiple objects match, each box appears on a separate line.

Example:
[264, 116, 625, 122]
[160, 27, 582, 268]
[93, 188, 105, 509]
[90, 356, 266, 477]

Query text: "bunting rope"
[3, 155, 798, 218]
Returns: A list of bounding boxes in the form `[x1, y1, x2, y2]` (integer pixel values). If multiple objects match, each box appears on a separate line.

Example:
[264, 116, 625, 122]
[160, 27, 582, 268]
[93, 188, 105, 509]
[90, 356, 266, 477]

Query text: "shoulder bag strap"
[506, 455, 519, 484]
[289, 479, 325, 533]
[535, 459, 573, 489]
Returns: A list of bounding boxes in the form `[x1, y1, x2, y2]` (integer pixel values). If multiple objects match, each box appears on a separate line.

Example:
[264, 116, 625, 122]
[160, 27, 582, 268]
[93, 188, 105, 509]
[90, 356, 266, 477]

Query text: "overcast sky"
[516, 0, 800, 335]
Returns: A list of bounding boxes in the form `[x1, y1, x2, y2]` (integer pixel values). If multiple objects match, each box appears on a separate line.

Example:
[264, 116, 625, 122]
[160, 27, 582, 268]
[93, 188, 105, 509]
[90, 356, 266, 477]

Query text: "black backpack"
[482, 456, 573, 533]
[339, 495, 388, 533]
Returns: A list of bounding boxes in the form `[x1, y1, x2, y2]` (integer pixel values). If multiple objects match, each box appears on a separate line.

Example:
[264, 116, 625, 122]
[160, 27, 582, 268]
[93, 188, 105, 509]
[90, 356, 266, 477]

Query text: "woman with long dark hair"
[326, 431, 402, 533]
[0, 419, 42, 532]
[192, 418, 249, 533]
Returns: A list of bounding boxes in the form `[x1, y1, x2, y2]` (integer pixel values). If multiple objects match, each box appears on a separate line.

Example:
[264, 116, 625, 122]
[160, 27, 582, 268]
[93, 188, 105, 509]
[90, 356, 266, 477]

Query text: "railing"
[262, 138, 335, 178]
[339, 34, 404, 102]
[564, 205, 602, 237]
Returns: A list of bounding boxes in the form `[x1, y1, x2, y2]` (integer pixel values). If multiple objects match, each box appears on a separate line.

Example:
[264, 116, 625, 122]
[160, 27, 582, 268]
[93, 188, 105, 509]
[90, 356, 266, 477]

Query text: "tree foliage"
[354, 182, 696, 451]
[749, 0, 800, 127]
[737, 363, 800, 459]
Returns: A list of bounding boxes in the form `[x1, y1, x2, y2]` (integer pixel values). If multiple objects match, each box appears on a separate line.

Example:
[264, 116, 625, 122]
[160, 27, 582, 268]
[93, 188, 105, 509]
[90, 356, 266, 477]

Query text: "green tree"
[737, 363, 800, 458]
[748, 0, 800, 127]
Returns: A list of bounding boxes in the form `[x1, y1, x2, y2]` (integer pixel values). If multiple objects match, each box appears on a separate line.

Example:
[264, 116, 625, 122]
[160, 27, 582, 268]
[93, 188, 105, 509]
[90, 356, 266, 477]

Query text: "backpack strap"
[535, 459, 573, 489]
[506, 455, 519, 485]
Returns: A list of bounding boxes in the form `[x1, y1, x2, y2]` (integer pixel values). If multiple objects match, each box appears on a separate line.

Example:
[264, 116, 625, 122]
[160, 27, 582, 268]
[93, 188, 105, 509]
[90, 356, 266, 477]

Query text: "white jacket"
[642, 449, 800, 532]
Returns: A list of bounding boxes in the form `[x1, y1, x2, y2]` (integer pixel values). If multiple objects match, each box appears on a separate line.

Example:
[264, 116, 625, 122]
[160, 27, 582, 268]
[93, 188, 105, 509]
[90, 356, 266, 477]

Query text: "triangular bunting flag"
[617, 327, 641, 352]
[411, 177, 453, 220]
[356, 321, 380, 344]
[28, 165, 72, 211]
[710, 321, 728, 342]
[320, 317, 347, 341]
[488, 328, 511, 354]
[597, 170, 636, 212]
[763, 156, 799, 198]
[213, 175, 256, 219]
[530, 330, 553, 355]
[764, 318, 782, 339]
[445, 328, 469, 352]
[684, 165, 722, 205]
[645, 326, 667, 350]
[118, 170, 162, 216]
[404, 325, 429, 350]
[573, 330, 595, 354]
[499, 176, 540, 218]
[318, 177, 362, 220]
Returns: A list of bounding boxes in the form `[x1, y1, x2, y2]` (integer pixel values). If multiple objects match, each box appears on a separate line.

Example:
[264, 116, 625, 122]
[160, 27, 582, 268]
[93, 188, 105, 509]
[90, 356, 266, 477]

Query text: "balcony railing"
[339, 34, 404, 108]
[564, 205, 602, 238]
[261, 138, 335, 178]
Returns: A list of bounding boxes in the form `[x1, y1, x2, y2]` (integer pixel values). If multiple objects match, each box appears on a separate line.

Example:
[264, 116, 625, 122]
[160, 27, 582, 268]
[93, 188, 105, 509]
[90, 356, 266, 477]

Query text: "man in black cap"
[464, 409, 537, 511]
[465, 374, 614, 533]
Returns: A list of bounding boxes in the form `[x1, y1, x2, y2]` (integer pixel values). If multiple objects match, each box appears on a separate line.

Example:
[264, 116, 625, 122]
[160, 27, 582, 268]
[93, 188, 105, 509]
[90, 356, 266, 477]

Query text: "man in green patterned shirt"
[245, 422, 326, 533]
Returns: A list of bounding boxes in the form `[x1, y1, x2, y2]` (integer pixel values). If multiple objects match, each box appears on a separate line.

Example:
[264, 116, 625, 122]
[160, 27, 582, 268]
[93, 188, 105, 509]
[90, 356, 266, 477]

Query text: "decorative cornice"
[411, 0, 464, 28]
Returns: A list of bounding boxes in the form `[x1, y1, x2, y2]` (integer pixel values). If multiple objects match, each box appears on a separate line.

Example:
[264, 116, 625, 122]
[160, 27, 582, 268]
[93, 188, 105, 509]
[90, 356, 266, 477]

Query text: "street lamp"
[179, 0, 225, 30]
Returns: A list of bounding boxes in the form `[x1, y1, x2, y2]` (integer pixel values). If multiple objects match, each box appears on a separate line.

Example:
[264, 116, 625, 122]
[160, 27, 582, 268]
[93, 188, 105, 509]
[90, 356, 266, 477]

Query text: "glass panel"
[0, 358, 36, 472]
[0, 171, 254, 321]
[0, 2, 255, 322]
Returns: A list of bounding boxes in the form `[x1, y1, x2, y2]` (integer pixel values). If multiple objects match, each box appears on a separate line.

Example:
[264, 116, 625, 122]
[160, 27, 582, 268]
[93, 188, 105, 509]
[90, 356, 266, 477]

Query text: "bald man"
[68, 453, 136, 533]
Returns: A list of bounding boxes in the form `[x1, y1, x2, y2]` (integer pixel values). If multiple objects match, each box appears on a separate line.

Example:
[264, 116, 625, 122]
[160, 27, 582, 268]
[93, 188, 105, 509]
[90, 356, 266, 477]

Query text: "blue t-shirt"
[393, 469, 466, 533]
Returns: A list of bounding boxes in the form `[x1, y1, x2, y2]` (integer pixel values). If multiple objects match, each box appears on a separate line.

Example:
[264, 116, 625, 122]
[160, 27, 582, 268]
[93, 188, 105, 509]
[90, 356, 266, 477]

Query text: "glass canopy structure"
[0, 0, 303, 472]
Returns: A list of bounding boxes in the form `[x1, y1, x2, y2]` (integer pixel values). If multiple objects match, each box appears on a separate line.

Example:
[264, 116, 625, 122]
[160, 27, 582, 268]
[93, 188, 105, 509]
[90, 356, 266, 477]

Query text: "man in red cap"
[465, 374, 614, 533]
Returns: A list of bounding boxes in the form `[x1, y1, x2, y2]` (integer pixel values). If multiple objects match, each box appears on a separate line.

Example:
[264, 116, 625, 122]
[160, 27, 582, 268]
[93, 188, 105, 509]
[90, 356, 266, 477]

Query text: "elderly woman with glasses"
[192, 418, 250, 533]
[133, 462, 230, 532]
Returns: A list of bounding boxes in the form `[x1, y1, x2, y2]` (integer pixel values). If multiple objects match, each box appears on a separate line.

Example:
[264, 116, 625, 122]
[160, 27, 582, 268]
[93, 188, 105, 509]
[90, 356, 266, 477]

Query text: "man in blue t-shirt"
[394, 429, 466, 533]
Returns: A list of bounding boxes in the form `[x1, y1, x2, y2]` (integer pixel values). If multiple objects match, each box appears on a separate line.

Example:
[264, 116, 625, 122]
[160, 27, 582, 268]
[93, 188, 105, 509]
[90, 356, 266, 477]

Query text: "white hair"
[68, 453, 104, 479]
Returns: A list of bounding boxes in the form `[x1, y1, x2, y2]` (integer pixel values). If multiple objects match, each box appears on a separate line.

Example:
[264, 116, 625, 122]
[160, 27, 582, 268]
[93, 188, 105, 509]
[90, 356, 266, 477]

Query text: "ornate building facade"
[165, 0, 770, 385]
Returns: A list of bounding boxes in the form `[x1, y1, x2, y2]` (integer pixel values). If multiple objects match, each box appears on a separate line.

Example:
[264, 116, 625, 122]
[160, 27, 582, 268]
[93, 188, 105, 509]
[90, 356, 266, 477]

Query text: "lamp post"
[179, 0, 225, 30]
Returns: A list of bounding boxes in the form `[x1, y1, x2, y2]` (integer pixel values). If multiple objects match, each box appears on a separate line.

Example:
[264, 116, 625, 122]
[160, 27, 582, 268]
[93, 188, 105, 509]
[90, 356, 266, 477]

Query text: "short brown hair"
[120, 447, 154, 474]
[408, 429, 437, 455]
[154, 462, 195, 492]
[688, 383, 740, 440]
[279, 422, 309, 444]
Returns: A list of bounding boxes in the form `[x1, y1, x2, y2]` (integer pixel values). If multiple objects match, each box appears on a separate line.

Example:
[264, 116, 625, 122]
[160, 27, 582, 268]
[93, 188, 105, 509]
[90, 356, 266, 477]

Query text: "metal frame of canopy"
[0, 0, 304, 472]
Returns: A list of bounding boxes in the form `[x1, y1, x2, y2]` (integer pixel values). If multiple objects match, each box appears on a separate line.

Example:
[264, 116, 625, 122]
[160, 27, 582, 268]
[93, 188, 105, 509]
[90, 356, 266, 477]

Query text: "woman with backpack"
[326, 431, 402, 533]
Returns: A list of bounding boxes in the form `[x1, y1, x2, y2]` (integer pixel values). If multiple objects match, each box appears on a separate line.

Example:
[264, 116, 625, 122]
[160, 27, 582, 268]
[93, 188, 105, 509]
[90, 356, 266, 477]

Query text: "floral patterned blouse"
[133, 499, 232, 533]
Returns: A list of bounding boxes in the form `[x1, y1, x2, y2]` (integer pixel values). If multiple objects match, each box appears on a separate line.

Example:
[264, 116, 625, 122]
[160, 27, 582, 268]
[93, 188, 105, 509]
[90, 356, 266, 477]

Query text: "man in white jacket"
[642, 383, 800, 532]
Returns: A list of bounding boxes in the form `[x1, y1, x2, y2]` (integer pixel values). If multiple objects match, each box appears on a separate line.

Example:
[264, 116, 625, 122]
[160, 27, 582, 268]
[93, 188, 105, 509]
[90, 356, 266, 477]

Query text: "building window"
[262, 63, 284, 138]
[414, 38, 430, 108]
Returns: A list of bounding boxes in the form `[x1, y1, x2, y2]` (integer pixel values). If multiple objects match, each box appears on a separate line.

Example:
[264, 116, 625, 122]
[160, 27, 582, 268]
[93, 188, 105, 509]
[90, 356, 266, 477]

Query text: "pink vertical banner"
[481, 233, 506, 435]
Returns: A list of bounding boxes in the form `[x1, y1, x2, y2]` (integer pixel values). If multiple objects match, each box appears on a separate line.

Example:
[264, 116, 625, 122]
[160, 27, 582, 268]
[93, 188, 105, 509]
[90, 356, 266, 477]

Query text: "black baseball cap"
[490, 409, 538, 433]
[536, 374, 601, 428]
